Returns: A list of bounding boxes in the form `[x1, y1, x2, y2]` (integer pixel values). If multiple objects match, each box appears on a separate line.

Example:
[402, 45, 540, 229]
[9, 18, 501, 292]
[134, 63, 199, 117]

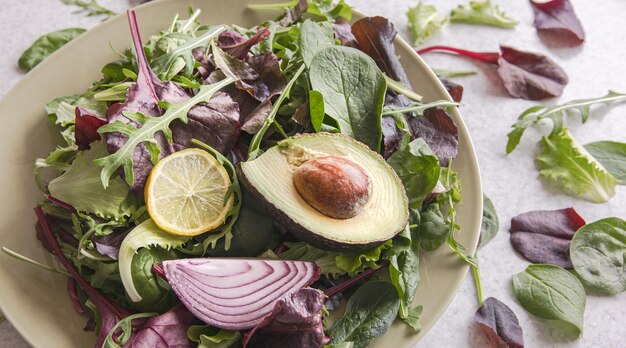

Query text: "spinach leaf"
[128, 248, 177, 312]
[328, 281, 400, 347]
[584, 141, 626, 184]
[479, 194, 499, 247]
[309, 90, 325, 132]
[418, 203, 450, 251]
[299, 20, 335, 67]
[512, 264, 586, 336]
[309, 45, 387, 152]
[48, 142, 137, 220]
[406, 1, 447, 45]
[536, 129, 618, 203]
[387, 237, 420, 321]
[19, 28, 86, 71]
[387, 134, 441, 208]
[570, 217, 626, 294]
[450, 0, 518, 28]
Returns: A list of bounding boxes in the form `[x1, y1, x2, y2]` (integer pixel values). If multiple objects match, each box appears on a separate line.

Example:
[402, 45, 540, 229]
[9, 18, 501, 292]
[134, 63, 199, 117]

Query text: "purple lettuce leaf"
[218, 28, 270, 60]
[333, 18, 357, 47]
[75, 106, 107, 151]
[408, 108, 459, 166]
[497, 45, 569, 100]
[531, 0, 584, 46]
[128, 305, 198, 348]
[509, 207, 586, 268]
[475, 297, 524, 348]
[278, 0, 309, 26]
[91, 230, 130, 260]
[242, 288, 330, 348]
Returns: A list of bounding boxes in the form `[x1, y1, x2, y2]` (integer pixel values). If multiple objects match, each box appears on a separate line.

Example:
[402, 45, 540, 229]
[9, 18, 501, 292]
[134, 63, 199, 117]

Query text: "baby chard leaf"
[536, 129, 618, 203]
[475, 297, 524, 348]
[512, 264, 585, 337]
[531, 0, 585, 45]
[509, 207, 585, 268]
[570, 217, 626, 295]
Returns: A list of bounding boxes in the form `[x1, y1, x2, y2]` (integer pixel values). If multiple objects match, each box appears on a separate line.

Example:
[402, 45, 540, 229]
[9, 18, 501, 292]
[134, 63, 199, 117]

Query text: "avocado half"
[239, 133, 409, 251]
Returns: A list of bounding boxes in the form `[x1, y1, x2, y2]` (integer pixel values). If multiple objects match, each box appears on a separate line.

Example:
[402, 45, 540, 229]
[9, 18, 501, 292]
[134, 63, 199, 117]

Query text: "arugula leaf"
[406, 2, 447, 45]
[19, 28, 86, 71]
[61, 0, 116, 20]
[249, 0, 352, 21]
[584, 141, 626, 184]
[388, 134, 441, 208]
[570, 217, 626, 295]
[432, 68, 477, 78]
[48, 142, 137, 220]
[118, 219, 190, 303]
[450, 0, 518, 28]
[328, 281, 400, 347]
[187, 325, 241, 348]
[512, 264, 586, 336]
[95, 77, 234, 188]
[506, 90, 626, 154]
[309, 45, 387, 152]
[151, 26, 228, 81]
[536, 129, 618, 203]
[299, 20, 335, 67]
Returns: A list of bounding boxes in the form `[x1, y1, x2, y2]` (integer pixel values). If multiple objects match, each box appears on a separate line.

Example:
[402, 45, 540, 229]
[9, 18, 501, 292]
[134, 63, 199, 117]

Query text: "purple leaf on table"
[242, 288, 330, 348]
[475, 297, 524, 348]
[530, 0, 585, 45]
[510, 207, 586, 268]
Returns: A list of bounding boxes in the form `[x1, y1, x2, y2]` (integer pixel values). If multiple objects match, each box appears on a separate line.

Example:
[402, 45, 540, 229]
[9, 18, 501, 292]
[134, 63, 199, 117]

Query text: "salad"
[31, 1, 467, 347]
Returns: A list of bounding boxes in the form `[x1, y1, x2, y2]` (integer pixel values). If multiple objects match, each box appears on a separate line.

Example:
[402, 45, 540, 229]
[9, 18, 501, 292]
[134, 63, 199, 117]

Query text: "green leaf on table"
[570, 217, 626, 295]
[328, 281, 400, 347]
[406, 1, 447, 45]
[506, 90, 626, 154]
[512, 264, 586, 336]
[94, 77, 234, 188]
[479, 194, 499, 247]
[18, 28, 86, 71]
[309, 45, 387, 152]
[119, 219, 190, 303]
[536, 129, 618, 203]
[584, 141, 626, 184]
[48, 142, 137, 220]
[450, 0, 518, 28]
[388, 134, 441, 209]
[299, 19, 335, 67]
[432, 68, 477, 79]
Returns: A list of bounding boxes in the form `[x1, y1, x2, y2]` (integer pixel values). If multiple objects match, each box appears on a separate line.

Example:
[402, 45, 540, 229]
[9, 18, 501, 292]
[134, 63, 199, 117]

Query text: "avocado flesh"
[239, 133, 409, 251]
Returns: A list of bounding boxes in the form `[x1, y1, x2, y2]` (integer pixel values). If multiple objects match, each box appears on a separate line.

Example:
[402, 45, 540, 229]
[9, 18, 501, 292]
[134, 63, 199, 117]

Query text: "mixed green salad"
[28, 1, 470, 347]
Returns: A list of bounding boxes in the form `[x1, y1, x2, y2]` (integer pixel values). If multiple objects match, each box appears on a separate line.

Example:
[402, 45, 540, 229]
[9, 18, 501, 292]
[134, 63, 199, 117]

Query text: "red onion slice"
[162, 258, 320, 330]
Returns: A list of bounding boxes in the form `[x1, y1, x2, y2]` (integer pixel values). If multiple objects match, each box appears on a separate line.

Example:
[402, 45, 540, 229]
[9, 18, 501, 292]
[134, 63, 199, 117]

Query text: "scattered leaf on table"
[570, 217, 626, 295]
[450, 0, 518, 28]
[584, 141, 626, 184]
[509, 207, 585, 268]
[530, 0, 585, 45]
[475, 297, 524, 348]
[479, 194, 499, 247]
[18, 28, 86, 71]
[406, 1, 447, 45]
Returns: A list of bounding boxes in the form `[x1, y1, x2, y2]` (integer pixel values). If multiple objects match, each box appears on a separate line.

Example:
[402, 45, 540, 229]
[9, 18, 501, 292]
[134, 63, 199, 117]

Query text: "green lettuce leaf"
[450, 0, 518, 28]
[119, 219, 190, 302]
[584, 141, 626, 184]
[187, 325, 241, 348]
[48, 142, 137, 220]
[536, 129, 618, 203]
[406, 1, 447, 45]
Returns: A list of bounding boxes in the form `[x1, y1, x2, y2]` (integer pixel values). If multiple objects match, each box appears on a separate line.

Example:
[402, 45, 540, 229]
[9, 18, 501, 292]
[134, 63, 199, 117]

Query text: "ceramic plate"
[0, 1, 482, 347]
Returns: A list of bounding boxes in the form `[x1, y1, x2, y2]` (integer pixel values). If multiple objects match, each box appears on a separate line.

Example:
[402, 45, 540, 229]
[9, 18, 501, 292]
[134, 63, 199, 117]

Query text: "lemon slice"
[145, 148, 233, 236]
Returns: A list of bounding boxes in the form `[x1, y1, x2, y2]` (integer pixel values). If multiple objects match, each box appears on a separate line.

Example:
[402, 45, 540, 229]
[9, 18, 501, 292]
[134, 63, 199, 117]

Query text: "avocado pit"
[293, 155, 372, 219]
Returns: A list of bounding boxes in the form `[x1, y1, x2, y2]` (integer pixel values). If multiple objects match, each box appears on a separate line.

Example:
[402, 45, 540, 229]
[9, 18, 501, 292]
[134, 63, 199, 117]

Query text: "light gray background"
[1, 0, 624, 347]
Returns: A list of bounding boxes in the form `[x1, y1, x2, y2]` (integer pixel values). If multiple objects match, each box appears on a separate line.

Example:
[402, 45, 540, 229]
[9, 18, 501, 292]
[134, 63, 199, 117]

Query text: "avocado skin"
[238, 162, 406, 252]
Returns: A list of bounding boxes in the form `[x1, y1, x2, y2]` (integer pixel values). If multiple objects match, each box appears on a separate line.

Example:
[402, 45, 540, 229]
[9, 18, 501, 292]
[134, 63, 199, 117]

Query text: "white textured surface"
[1, 0, 625, 347]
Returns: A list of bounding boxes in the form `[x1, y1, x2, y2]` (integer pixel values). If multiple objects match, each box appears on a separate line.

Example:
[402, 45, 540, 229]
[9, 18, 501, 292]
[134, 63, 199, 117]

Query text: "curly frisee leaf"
[95, 77, 235, 188]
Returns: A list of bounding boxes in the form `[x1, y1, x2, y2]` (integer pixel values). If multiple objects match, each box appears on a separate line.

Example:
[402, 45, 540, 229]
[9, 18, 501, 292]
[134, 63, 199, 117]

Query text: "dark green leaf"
[127, 248, 177, 312]
[19, 28, 86, 71]
[388, 134, 441, 208]
[570, 217, 626, 294]
[512, 264, 585, 336]
[584, 141, 626, 184]
[418, 203, 450, 251]
[309, 90, 325, 132]
[479, 194, 499, 247]
[328, 281, 400, 347]
[309, 45, 386, 152]
[536, 129, 618, 203]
